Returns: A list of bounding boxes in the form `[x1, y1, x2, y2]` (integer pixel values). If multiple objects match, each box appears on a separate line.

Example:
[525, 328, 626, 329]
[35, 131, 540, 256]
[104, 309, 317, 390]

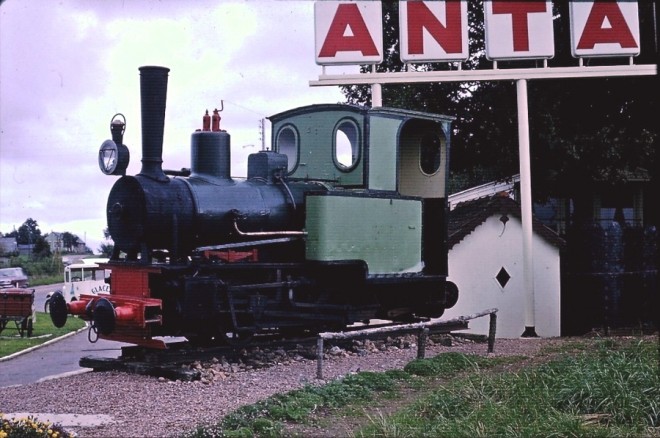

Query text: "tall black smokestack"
[138, 66, 170, 182]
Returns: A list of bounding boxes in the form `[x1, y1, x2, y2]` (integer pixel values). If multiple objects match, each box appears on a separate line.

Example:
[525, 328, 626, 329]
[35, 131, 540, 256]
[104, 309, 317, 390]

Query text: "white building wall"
[445, 214, 561, 338]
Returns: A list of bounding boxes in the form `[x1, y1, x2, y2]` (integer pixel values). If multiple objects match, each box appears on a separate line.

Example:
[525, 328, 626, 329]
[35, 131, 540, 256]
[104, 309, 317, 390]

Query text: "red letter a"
[577, 1, 638, 49]
[318, 3, 380, 57]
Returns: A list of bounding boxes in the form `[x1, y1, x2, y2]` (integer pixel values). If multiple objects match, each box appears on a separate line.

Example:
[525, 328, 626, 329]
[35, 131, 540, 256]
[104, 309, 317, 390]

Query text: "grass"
[183, 353, 522, 438]
[183, 337, 659, 438]
[359, 339, 659, 438]
[28, 275, 63, 287]
[0, 312, 86, 358]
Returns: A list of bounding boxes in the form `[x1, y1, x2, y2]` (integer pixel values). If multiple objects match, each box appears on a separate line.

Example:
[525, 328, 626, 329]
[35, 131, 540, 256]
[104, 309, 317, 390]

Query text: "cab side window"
[334, 119, 360, 171]
[420, 132, 442, 175]
[276, 125, 299, 173]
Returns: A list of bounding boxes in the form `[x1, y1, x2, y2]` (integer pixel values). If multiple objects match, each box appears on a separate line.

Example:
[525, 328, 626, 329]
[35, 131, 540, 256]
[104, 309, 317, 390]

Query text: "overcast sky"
[0, 0, 358, 253]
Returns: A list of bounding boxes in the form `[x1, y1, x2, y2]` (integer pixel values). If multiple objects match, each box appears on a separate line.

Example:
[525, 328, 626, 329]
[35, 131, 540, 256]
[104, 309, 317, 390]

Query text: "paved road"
[36, 283, 60, 312]
[0, 329, 126, 388]
[0, 283, 127, 388]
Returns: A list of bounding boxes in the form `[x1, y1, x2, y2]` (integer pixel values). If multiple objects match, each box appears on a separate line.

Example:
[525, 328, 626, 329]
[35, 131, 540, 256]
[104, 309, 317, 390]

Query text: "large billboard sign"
[315, 0, 643, 65]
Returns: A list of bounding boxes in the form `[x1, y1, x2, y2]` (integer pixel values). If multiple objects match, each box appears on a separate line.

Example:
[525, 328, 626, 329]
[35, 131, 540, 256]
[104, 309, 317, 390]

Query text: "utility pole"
[259, 118, 266, 150]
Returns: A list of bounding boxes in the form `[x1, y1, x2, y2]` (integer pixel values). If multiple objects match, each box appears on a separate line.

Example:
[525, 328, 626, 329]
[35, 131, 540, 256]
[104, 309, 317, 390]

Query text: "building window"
[496, 267, 511, 288]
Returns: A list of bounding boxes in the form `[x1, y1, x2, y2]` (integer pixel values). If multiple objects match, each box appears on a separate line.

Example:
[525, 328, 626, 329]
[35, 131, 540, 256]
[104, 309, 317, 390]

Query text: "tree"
[98, 243, 114, 258]
[99, 228, 114, 258]
[16, 218, 42, 245]
[32, 235, 51, 259]
[61, 232, 81, 253]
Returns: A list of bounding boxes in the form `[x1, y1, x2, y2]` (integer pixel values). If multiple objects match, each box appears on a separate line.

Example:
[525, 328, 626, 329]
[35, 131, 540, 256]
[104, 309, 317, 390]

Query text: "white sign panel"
[399, 1, 469, 63]
[315, 1, 383, 65]
[484, 1, 554, 60]
[570, 1, 640, 58]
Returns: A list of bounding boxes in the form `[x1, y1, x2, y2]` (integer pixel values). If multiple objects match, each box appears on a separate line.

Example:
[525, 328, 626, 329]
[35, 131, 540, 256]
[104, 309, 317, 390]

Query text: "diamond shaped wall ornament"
[496, 267, 511, 288]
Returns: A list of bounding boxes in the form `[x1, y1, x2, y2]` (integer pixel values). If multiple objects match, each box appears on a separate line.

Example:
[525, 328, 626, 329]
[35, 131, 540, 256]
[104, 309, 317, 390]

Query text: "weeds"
[183, 338, 658, 438]
[360, 338, 659, 438]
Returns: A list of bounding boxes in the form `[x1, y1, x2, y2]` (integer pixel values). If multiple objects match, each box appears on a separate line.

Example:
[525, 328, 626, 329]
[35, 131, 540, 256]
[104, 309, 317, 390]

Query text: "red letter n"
[407, 1, 463, 55]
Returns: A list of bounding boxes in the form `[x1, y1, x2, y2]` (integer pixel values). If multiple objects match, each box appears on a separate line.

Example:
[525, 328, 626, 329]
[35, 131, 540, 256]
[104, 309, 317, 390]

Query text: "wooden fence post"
[316, 336, 324, 379]
[488, 312, 497, 353]
[417, 327, 429, 359]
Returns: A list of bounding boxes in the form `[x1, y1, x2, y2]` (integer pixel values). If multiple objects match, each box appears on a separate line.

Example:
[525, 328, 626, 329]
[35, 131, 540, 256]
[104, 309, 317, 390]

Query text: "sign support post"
[516, 78, 537, 337]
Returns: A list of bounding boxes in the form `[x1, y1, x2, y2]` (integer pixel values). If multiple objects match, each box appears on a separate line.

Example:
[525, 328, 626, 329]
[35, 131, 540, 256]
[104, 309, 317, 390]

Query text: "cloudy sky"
[0, 0, 358, 253]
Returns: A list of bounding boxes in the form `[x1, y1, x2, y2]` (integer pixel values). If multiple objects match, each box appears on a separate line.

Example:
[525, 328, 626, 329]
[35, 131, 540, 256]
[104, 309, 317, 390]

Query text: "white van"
[44, 259, 111, 312]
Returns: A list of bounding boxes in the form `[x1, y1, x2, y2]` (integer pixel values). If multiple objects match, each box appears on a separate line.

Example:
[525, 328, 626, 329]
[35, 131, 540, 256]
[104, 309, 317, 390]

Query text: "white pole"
[517, 79, 537, 337]
[371, 83, 382, 107]
[371, 65, 382, 107]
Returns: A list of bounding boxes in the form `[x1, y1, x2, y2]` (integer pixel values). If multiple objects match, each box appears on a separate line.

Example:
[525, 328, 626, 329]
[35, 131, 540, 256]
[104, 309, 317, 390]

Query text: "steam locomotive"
[49, 66, 458, 348]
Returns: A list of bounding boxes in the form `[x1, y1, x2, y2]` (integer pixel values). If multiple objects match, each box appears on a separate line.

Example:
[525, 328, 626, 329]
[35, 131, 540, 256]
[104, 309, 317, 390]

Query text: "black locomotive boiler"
[50, 66, 458, 348]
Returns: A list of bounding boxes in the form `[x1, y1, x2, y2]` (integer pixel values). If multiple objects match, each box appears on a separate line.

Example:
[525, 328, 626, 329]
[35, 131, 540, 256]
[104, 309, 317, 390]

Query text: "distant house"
[45, 232, 63, 253]
[444, 193, 564, 338]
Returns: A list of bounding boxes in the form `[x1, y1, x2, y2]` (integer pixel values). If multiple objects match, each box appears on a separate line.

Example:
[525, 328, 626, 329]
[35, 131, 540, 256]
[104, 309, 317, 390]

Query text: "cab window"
[420, 132, 442, 175]
[334, 119, 360, 170]
[276, 125, 299, 173]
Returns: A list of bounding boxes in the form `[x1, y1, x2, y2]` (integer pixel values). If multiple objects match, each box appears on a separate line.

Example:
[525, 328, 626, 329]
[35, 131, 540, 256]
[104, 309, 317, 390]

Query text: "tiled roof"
[448, 192, 565, 250]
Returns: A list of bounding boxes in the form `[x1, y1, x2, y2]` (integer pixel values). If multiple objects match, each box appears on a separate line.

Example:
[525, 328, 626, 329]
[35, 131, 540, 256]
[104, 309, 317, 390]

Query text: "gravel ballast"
[0, 335, 572, 437]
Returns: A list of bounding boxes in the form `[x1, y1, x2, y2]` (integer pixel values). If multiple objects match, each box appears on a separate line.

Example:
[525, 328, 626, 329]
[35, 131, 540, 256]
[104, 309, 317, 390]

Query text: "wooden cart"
[0, 288, 34, 337]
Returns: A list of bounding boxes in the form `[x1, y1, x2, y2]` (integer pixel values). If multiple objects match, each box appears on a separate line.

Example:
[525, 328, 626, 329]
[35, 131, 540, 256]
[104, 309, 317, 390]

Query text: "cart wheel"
[27, 318, 33, 337]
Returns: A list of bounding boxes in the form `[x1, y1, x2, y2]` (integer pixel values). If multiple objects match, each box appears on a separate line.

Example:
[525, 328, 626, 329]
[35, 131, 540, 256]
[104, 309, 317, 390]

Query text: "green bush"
[9, 255, 63, 282]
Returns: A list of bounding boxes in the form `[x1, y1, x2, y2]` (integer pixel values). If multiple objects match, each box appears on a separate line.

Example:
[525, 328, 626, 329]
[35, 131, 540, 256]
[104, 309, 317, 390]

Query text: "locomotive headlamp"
[99, 114, 130, 175]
